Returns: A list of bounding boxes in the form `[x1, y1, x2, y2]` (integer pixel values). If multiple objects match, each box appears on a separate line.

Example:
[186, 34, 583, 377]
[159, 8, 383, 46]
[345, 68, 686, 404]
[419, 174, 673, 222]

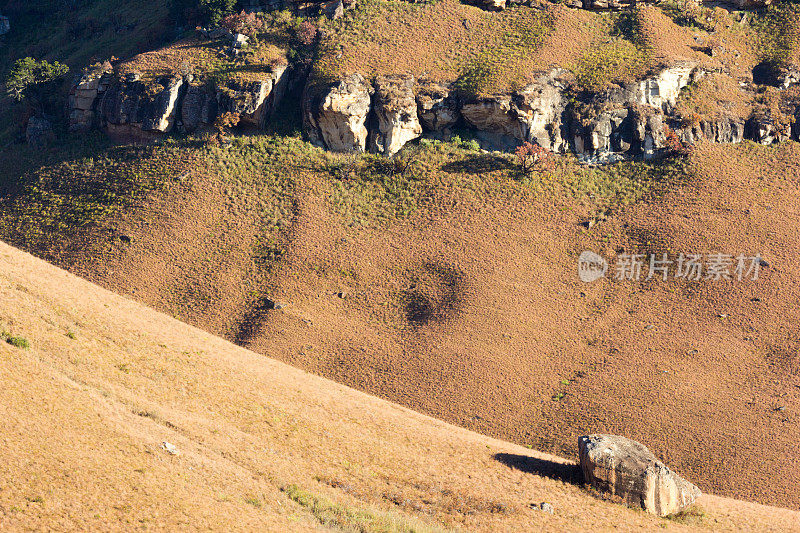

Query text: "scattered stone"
[232, 33, 249, 49]
[579, 434, 701, 517]
[161, 441, 179, 455]
[540, 502, 554, 514]
[337, 291, 347, 299]
[267, 299, 287, 310]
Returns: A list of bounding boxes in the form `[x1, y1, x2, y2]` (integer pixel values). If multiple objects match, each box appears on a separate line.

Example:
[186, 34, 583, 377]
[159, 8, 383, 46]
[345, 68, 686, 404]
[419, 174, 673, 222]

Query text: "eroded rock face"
[416, 81, 460, 134]
[218, 65, 288, 127]
[100, 76, 184, 134]
[634, 62, 699, 112]
[778, 65, 800, 90]
[462, 69, 570, 151]
[579, 434, 701, 517]
[303, 73, 373, 152]
[679, 118, 745, 145]
[68, 66, 113, 132]
[369, 75, 422, 155]
[181, 84, 219, 133]
[515, 69, 571, 152]
[748, 112, 792, 145]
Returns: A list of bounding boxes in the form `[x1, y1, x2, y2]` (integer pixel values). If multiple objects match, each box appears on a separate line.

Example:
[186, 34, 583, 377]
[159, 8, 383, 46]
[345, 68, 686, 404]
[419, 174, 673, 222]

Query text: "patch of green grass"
[666, 504, 706, 525]
[521, 156, 689, 212]
[572, 9, 652, 92]
[0, 134, 199, 258]
[6, 336, 31, 349]
[244, 495, 263, 508]
[282, 484, 448, 533]
[325, 150, 431, 227]
[751, 4, 800, 70]
[454, 10, 555, 97]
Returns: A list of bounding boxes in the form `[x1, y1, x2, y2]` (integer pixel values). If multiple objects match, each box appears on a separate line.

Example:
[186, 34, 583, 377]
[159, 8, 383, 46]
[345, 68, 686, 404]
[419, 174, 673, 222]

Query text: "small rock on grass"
[162, 441, 179, 455]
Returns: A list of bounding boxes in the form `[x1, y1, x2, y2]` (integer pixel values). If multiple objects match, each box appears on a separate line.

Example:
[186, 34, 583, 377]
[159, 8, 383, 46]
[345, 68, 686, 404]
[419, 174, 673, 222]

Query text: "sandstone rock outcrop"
[68, 66, 113, 132]
[679, 118, 745, 145]
[634, 62, 699, 113]
[100, 75, 184, 135]
[416, 81, 460, 134]
[217, 64, 288, 128]
[180, 84, 219, 132]
[579, 434, 701, 517]
[303, 73, 373, 152]
[369, 75, 422, 155]
[69, 64, 289, 137]
[461, 69, 570, 152]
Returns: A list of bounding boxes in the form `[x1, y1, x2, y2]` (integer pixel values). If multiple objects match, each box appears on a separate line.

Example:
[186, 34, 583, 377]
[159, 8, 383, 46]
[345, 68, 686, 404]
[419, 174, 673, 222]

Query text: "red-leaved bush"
[296, 20, 318, 46]
[514, 141, 555, 173]
[221, 10, 266, 37]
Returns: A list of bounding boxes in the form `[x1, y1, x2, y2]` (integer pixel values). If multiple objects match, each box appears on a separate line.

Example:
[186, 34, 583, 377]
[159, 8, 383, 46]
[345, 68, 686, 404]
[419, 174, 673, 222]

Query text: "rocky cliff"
[69, 65, 289, 138]
[301, 62, 800, 163]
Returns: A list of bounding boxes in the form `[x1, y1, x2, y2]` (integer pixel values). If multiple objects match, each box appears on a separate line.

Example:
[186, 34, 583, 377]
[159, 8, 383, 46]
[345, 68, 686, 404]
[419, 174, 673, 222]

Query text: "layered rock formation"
[579, 434, 701, 517]
[300, 61, 800, 162]
[368, 75, 422, 155]
[68, 65, 289, 137]
[303, 73, 373, 152]
[69, 56, 800, 164]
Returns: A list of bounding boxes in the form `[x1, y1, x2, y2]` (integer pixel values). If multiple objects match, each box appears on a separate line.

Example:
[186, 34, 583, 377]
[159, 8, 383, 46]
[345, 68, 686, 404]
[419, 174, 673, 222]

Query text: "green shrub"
[752, 4, 800, 69]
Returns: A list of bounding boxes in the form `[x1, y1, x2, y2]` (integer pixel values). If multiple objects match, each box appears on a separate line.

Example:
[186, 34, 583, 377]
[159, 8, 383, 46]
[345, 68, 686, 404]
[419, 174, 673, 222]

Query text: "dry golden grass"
[675, 72, 753, 121]
[313, 0, 607, 95]
[117, 35, 288, 84]
[0, 239, 798, 531]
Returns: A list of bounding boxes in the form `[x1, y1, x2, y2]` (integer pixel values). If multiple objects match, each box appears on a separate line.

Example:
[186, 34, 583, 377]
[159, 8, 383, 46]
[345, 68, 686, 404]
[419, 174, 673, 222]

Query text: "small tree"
[5, 57, 69, 110]
[514, 141, 555, 174]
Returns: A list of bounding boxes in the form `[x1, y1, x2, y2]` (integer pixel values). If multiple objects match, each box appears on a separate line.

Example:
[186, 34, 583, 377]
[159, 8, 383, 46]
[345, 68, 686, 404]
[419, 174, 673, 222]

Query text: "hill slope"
[0, 240, 797, 531]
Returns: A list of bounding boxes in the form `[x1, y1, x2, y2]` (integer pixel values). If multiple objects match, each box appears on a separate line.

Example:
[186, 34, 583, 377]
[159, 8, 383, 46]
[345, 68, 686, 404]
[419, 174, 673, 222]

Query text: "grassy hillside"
[1, 239, 799, 530]
[3, 123, 800, 510]
[2, 0, 800, 522]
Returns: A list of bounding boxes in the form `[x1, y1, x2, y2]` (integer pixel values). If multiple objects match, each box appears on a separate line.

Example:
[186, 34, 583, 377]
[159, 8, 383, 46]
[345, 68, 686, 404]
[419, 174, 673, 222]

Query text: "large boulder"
[579, 434, 701, 517]
[303, 73, 373, 152]
[369, 74, 422, 155]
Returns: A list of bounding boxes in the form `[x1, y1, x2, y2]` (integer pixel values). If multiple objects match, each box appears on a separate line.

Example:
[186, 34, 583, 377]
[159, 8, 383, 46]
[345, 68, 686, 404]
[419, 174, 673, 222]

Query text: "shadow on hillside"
[440, 154, 512, 174]
[493, 453, 583, 485]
